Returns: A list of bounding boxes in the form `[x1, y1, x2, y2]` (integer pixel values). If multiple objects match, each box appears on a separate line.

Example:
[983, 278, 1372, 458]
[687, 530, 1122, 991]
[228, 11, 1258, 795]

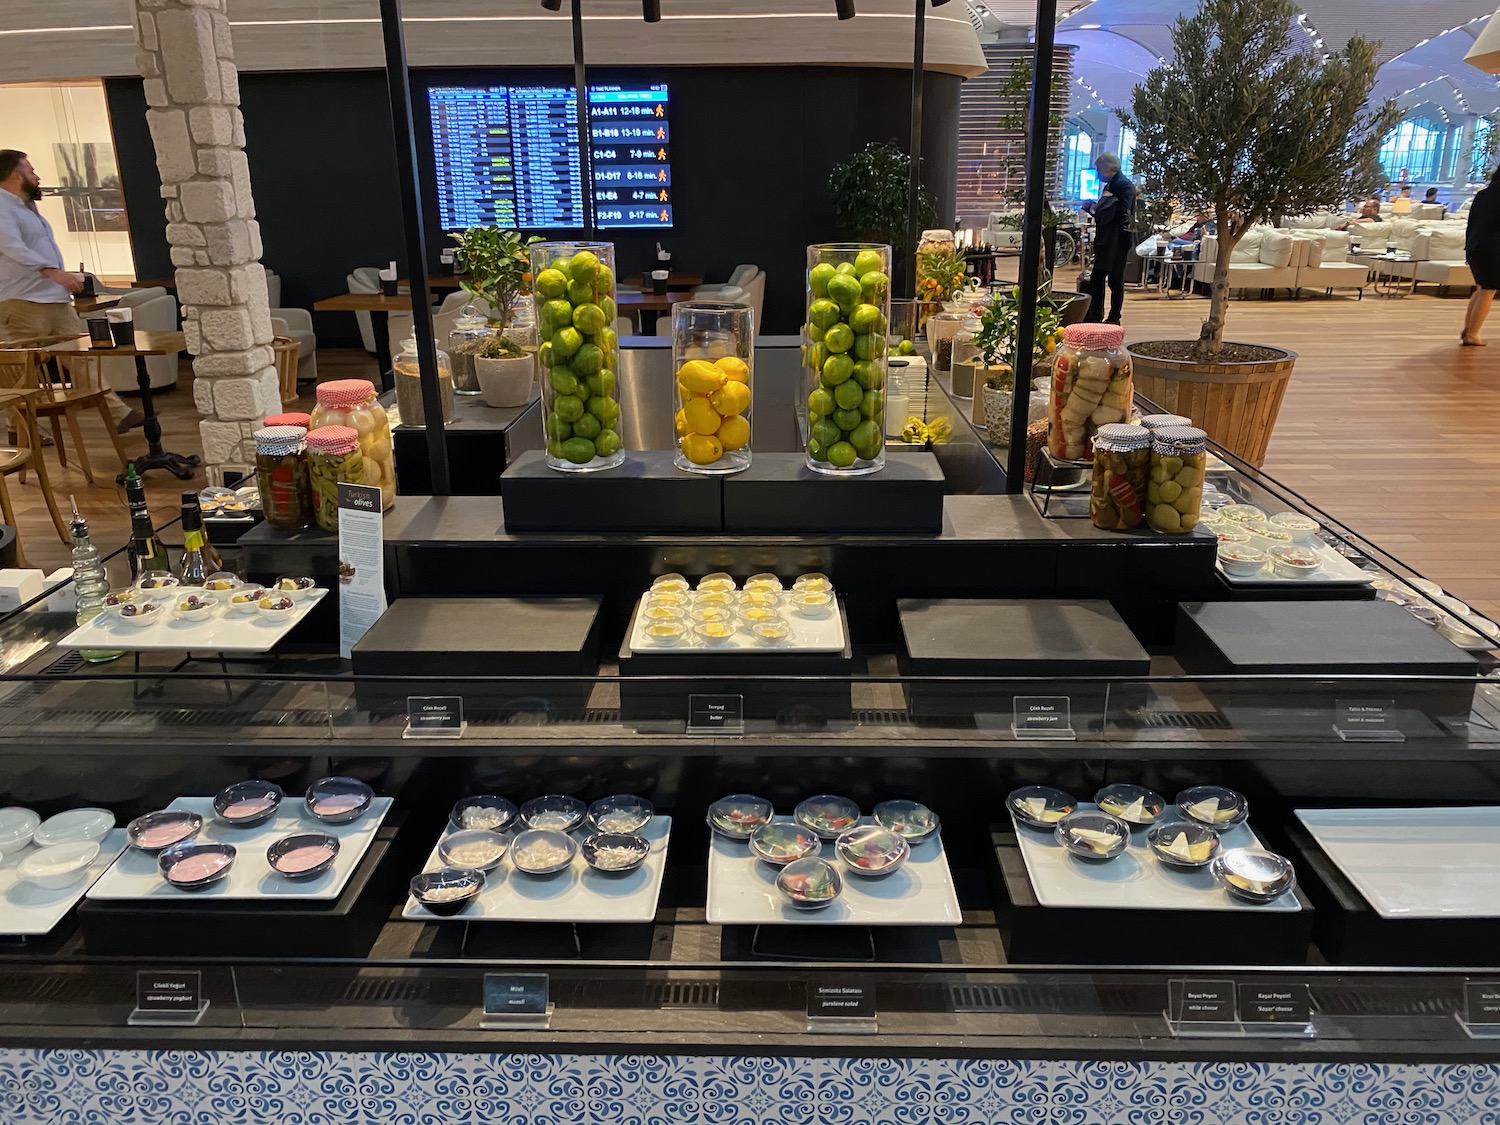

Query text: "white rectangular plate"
[1013, 804, 1300, 912]
[0, 829, 128, 935]
[1216, 538, 1372, 588]
[706, 816, 960, 926]
[402, 816, 671, 924]
[58, 589, 327, 654]
[627, 595, 845, 655]
[87, 795, 390, 902]
[1296, 806, 1500, 918]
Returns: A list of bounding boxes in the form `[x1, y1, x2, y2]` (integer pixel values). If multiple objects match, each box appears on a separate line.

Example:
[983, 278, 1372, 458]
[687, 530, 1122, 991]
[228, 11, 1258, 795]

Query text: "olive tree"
[1123, 0, 1397, 357]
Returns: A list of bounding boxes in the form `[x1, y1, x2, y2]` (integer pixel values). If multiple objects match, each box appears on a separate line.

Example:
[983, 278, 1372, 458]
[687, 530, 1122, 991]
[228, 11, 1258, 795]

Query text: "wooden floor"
[7, 283, 1497, 616]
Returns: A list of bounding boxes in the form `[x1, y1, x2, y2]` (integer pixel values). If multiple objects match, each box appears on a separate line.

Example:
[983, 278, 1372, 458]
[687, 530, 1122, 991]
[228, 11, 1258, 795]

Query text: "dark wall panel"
[108, 67, 961, 344]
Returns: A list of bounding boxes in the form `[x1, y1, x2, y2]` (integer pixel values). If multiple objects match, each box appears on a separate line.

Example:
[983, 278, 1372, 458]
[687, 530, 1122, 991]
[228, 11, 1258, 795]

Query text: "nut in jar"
[1089, 423, 1151, 531]
[1048, 323, 1133, 462]
[1146, 425, 1208, 534]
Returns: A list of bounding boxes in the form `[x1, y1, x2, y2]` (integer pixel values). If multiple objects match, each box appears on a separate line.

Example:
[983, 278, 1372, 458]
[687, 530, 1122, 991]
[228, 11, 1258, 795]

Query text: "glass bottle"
[178, 492, 214, 585]
[803, 242, 889, 476]
[391, 332, 454, 428]
[69, 500, 122, 663]
[447, 303, 493, 395]
[671, 302, 753, 475]
[123, 465, 169, 581]
[926, 300, 966, 379]
[531, 240, 623, 472]
[949, 312, 984, 399]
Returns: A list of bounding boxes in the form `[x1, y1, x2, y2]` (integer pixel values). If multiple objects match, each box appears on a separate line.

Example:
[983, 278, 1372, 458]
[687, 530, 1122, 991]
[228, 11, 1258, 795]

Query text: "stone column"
[130, 0, 279, 486]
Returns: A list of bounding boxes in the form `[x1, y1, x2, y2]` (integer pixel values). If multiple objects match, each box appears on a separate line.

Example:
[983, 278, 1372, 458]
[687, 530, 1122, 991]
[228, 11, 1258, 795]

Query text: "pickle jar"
[263, 411, 309, 430]
[530, 241, 623, 472]
[306, 425, 366, 533]
[447, 304, 494, 395]
[391, 332, 455, 429]
[1139, 413, 1191, 432]
[254, 425, 312, 531]
[1147, 425, 1208, 534]
[1047, 323, 1133, 462]
[1089, 423, 1151, 531]
[309, 379, 395, 509]
[672, 302, 753, 475]
[803, 242, 889, 475]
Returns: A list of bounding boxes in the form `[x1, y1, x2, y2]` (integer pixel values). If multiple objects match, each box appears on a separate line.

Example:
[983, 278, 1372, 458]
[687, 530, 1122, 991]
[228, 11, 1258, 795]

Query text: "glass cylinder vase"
[802, 242, 889, 476]
[530, 241, 623, 472]
[671, 302, 753, 475]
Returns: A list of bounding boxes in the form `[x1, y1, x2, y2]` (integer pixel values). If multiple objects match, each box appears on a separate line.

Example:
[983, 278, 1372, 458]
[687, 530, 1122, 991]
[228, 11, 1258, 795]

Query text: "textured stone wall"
[131, 0, 277, 485]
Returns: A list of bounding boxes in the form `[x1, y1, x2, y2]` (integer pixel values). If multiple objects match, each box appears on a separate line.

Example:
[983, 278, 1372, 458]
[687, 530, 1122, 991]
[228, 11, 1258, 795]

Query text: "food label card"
[337, 483, 387, 659]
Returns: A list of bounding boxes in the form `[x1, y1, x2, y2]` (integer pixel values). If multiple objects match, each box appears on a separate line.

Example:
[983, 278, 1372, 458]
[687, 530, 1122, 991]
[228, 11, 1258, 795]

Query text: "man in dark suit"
[1084, 152, 1136, 325]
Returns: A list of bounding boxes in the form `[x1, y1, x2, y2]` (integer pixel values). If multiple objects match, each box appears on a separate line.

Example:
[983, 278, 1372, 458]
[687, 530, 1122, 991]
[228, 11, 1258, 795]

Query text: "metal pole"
[572, 0, 595, 238]
[905, 0, 927, 298]
[377, 0, 451, 495]
[1004, 0, 1057, 490]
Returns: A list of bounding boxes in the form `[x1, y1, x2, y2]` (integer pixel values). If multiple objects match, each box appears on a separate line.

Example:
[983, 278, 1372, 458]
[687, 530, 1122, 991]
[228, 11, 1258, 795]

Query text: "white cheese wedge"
[1119, 798, 1146, 822]
[1187, 799, 1222, 823]
[1161, 833, 1196, 861]
[1020, 797, 1047, 818]
[1072, 828, 1119, 851]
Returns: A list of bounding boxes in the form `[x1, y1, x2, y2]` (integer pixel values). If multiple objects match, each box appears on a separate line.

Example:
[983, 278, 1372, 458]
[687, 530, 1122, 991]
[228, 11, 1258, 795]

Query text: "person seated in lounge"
[1390, 185, 1414, 215]
[1348, 198, 1382, 224]
[1425, 187, 1440, 204]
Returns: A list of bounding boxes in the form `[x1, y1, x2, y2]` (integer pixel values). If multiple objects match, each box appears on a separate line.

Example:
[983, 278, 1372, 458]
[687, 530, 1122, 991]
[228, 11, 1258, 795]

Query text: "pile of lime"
[534, 248, 623, 467]
[804, 249, 888, 469]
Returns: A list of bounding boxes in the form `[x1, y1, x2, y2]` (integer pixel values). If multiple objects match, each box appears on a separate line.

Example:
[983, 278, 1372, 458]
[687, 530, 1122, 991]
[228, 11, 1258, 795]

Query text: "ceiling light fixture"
[643, 0, 661, 19]
[540, 0, 563, 10]
[835, 0, 855, 19]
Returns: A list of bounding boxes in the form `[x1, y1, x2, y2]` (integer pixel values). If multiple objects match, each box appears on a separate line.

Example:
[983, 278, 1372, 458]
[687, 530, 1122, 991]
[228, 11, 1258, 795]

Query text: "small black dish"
[266, 832, 341, 879]
[213, 780, 284, 827]
[304, 776, 375, 825]
[158, 841, 237, 890]
[581, 832, 650, 874]
[449, 794, 519, 834]
[410, 867, 485, 916]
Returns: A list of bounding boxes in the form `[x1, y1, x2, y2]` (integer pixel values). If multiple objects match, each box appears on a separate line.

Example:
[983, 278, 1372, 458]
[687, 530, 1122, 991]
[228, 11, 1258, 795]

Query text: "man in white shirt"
[0, 149, 140, 432]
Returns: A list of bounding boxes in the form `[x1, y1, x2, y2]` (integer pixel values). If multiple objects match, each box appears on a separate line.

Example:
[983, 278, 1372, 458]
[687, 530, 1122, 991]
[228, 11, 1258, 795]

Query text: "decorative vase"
[803, 242, 889, 476]
[474, 355, 536, 409]
[672, 302, 753, 475]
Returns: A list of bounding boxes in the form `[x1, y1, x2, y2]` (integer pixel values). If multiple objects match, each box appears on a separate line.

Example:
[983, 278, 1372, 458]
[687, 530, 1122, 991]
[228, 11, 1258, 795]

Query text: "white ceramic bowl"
[1267, 512, 1320, 542]
[169, 593, 221, 622]
[115, 601, 164, 628]
[33, 807, 115, 847]
[18, 841, 100, 889]
[271, 576, 318, 601]
[1217, 545, 1267, 577]
[226, 587, 269, 615]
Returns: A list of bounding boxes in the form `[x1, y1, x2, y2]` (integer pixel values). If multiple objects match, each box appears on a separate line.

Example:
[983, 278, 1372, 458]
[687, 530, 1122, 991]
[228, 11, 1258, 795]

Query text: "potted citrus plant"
[968, 288, 1068, 444]
[1122, 0, 1395, 464]
[450, 227, 541, 407]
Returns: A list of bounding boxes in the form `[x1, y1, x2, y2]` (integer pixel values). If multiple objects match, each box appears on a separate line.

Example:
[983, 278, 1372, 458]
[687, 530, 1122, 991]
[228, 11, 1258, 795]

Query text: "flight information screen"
[428, 83, 673, 231]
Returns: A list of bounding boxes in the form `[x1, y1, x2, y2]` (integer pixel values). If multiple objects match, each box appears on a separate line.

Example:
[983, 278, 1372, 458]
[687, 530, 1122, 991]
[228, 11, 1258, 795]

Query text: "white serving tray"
[402, 816, 672, 924]
[1012, 804, 1300, 913]
[1215, 538, 1373, 588]
[626, 594, 845, 655]
[1296, 806, 1500, 918]
[58, 589, 327, 654]
[705, 815, 960, 926]
[87, 795, 390, 902]
[0, 828, 128, 936]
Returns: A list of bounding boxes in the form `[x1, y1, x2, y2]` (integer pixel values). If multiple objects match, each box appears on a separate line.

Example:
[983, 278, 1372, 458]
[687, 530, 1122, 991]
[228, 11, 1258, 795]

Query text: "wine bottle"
[178, 493, 210, 586]
[124, 466, 168, 580]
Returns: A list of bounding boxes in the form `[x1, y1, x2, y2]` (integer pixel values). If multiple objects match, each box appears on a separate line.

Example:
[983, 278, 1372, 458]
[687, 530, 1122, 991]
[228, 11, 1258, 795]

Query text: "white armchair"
[347, 267, 381, 354]
[691, 264, 758, 302]
[269, 308, 318, 384]
[1193, 229, 1303, 297]
[1294, 229, 1367, 298]
[1411, 226, 1474, 293]
[100, 293, 181, 392]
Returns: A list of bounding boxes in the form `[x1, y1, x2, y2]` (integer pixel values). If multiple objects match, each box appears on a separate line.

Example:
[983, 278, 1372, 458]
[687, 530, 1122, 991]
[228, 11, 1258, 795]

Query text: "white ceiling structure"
[1044, 0, 1500, 118]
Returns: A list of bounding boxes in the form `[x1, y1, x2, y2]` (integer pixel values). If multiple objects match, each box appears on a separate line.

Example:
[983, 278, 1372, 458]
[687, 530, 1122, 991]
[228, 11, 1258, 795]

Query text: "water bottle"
[70, 498, 122, 663]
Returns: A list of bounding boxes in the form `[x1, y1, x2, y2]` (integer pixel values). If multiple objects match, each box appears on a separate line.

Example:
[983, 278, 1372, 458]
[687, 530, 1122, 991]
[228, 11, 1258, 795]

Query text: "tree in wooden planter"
[1123, 0, 1395, 360]
[1119, 0, 1396, 464]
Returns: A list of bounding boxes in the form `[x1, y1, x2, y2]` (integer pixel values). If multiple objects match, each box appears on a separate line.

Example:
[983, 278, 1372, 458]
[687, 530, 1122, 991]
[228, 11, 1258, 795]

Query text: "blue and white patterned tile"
[0, 1051, 1498, 1125]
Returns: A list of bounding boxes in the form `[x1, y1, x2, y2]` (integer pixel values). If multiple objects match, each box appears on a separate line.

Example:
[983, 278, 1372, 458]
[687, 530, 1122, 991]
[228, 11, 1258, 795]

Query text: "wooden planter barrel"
[1126, 343, 1297, 467]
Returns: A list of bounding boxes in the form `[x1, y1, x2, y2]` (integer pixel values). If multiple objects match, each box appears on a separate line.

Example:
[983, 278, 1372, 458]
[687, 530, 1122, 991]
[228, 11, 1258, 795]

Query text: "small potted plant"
[449, 226, 541, 331]
[969, 289, 1064, 445]
[472, 336, 536, 409]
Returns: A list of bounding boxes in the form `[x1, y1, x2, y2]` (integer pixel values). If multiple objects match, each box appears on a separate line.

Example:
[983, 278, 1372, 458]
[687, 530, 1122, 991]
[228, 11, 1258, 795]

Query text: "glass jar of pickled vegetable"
[672, 302, 753, 475]
[310, 379, 395, 509]
[1089, 422, 1150, 531]
[306, 425, 365, 533]
[254, 425, 312, 531]
[1047, 324, 1133, 462]
[1147, 425, 1208, 534]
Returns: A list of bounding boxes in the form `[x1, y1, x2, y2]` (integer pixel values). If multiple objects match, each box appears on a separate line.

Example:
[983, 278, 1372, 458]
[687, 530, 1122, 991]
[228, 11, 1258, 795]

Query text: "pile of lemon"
[675, 356, 751, 466]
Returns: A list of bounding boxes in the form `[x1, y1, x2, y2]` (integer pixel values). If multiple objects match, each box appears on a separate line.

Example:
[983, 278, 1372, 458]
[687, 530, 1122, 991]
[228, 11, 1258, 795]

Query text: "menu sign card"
[337, 483, 386, 659]
[1334, 699, 1404, 743]
[806, 979, 876, 1033]
[1011, 696, 1075, 740]
[1238, 983, 1312, 1026]
[130, 970, 207, 1025]
[481, 972, 551, 1029]
[1169, 980, 1237, 1025]
[688, 694, 744, 735]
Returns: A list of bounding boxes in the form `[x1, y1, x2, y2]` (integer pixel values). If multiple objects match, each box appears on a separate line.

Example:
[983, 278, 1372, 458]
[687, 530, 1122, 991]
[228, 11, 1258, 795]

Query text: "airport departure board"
[428, 83, 673, 231]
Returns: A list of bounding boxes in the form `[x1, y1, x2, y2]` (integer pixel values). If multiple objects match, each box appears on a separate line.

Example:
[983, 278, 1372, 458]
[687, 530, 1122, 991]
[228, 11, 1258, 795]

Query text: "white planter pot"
[982, 384, 1014, 446]
[474, 354, 536, 409]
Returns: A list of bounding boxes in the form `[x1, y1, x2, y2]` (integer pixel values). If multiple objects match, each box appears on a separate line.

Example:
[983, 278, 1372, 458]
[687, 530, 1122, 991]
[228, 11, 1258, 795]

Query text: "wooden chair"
[0, 387, 69, 564]
[272, 336, 301, 403]
[0, 336, 131, 485]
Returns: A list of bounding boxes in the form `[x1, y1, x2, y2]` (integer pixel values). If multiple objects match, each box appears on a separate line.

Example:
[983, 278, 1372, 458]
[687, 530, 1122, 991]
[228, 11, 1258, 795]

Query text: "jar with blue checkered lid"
[254, 425, 312, 530]
[1146, 425, 1207, 534]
